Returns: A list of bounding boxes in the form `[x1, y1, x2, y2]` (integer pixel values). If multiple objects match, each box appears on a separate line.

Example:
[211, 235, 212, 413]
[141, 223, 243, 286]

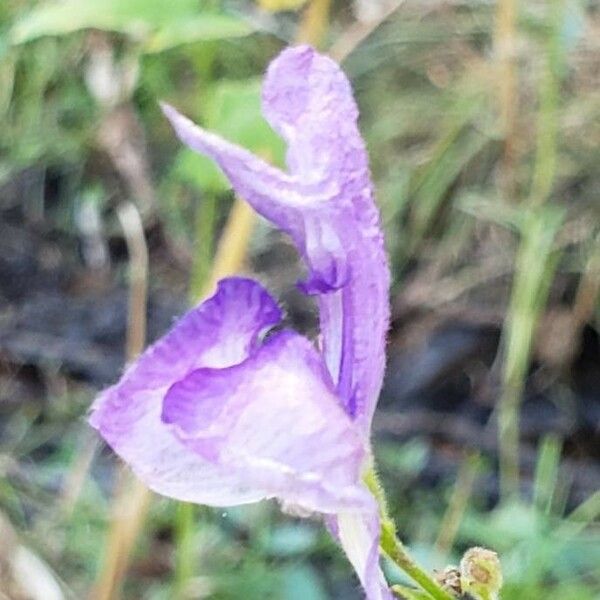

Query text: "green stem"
[391, 584, 432, 599]
[530, 0, 563, 207]
[174, 502, 196, 598]
[497, 378, 524, 501]
[498, 0, 564, 500]
[364, 468, 454, 600]
[380, 525, 453, 600]
[498, 209, 563, 501]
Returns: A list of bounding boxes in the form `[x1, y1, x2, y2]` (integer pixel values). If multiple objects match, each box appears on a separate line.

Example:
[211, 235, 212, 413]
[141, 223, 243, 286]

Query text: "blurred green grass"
[0, 0, 599, 599]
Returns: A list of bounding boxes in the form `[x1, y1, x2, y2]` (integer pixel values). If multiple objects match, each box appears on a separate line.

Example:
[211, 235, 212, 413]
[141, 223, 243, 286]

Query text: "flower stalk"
[364, 468, 454, 600]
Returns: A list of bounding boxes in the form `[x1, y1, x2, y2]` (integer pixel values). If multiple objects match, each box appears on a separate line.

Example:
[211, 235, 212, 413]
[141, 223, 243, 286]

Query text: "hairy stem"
[364, 468, 454, 600]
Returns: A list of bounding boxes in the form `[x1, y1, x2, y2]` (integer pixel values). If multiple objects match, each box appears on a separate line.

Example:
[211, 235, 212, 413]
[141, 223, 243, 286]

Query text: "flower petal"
[262, 45, 362, 181]
[161, 102, 308, 236]
[337, 509, 394, 600]
[263, 45, 391, 431]
[162, 47, 390, 432]
[89, 277, 284, 505]
[162, 330, 370, 513]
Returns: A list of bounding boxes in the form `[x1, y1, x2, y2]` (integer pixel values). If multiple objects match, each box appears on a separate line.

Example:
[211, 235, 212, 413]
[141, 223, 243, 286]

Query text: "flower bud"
[460, 547, 503, 600]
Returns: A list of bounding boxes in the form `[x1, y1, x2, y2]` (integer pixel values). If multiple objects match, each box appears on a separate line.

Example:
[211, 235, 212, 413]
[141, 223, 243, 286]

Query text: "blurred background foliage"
[0, 0, 599, 599]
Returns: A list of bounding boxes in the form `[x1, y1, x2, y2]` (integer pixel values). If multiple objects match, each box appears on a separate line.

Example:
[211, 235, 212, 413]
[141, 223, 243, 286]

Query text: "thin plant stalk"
[494, 0, 518, 197]
[391, 584, 431, 600]
[118, 202, 149, 360]
[380, 526, 453, 600]
[530, 0, 563, 207]
[497, 0, 564, 502]
[201, 198, 256, 297]
[94, 202, 150, 600]
[564, 491, 600, 535]
[532, 434, 562, 516]
[173, 503, 196, 599]
[298, 0, 332, 47]
[434, 453, 481, 557]
[94, 474, 153, 600]
[498, 209, 563, 501]
[364, 468, 454, 600]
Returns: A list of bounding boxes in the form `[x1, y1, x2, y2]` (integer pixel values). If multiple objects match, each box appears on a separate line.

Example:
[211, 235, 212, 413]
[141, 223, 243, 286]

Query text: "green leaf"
[10, 0, 251, 48]
[145, 14, 252, 53]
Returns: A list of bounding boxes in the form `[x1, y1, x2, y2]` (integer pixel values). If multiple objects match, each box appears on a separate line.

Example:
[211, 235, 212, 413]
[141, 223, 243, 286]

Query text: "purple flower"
[90, 46, 391, 599]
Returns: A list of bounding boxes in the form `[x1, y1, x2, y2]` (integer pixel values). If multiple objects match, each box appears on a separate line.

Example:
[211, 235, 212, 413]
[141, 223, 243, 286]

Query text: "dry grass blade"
[329, 0, 406, 63]
[117, 202, 149, 361]
[434, 453, 481, 557]
[297, 0, 332, 47]
[199, 199, 255, 301]
[92, 473, 153, 600]
[93, 202, 150, 600]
